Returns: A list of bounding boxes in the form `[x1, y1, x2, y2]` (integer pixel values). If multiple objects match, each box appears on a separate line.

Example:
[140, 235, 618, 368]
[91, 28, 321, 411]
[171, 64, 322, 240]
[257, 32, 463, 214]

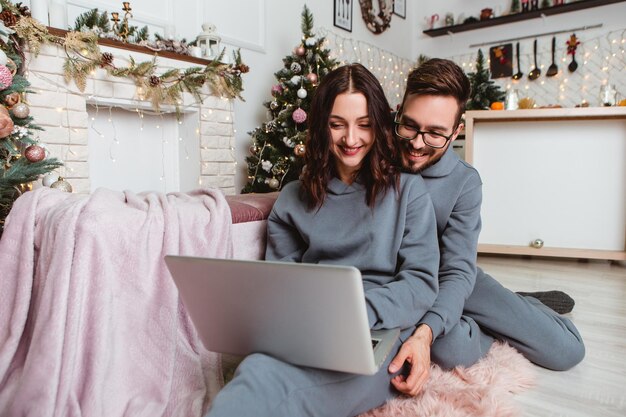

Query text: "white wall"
[25, 0, 626, 193]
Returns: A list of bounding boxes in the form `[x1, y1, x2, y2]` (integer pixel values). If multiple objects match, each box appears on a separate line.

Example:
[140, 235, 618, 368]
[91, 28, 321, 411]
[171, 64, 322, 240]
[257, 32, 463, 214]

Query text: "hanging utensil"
[528, 39, 541, 80]
[546, 36, 558, 77]
[566, 33, 580, 73]
[512, 42, 523, 80]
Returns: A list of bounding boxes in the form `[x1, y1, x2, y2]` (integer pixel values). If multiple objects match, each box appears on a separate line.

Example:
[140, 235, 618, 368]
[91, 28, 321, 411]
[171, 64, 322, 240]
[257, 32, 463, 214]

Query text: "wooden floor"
[477, 255, 626, 417]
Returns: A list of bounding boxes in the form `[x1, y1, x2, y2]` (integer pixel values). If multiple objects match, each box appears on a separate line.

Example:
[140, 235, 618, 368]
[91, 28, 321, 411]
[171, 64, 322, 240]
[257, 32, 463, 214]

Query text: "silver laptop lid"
[165, 256, 381, 375]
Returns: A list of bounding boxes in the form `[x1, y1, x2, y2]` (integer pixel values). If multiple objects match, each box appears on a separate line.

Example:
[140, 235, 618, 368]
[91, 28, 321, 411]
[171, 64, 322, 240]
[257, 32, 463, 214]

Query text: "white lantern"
[196, 23, 221, 59]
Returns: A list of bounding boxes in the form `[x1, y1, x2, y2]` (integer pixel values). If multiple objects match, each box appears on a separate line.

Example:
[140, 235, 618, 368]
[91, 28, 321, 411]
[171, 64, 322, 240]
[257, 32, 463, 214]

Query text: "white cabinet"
[464, 107, 626, 260]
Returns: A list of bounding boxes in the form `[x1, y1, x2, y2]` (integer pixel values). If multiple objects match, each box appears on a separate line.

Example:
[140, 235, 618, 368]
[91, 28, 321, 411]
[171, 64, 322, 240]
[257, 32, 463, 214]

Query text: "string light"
[320, 27, 412, 107]
[449, 27, 626, 108]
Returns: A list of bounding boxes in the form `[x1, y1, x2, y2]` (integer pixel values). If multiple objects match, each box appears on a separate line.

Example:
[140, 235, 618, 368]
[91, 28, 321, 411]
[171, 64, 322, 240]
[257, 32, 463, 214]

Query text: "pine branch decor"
[6, 1, 248, 112]
[72, 8, 111, 33]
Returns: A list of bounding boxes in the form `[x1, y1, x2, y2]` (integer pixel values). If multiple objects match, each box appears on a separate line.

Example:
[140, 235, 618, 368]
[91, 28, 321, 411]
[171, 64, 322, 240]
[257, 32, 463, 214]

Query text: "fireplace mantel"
[26, 31, 237, 195]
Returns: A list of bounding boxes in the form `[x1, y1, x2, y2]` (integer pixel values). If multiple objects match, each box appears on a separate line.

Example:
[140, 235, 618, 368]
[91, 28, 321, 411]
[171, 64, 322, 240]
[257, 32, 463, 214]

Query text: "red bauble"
[306, 73, 318, 84]
[24, 145, 45, 162]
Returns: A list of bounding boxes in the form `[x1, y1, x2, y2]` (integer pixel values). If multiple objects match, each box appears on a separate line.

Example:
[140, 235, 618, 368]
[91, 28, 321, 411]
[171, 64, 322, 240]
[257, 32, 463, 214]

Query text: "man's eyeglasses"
[394, 113, 457, 149]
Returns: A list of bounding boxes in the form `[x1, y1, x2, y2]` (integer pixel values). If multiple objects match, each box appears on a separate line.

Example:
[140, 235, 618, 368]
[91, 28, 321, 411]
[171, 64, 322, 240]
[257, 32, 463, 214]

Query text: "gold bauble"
[50, 177, 73, 193]
[294, 143, 305, 156]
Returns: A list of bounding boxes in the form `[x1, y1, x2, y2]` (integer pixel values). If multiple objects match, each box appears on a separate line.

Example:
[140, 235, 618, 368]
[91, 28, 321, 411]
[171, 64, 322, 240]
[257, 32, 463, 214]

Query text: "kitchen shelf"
[423, 0, 625, 38]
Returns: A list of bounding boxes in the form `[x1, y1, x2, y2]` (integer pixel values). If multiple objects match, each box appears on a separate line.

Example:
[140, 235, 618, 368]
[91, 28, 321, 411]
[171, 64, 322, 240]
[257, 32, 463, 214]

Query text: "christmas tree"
[466, 49, 505, 110]
[510, 0, 521, 13]
[0, 2, 63, 235]
[242, 5, 337, 193]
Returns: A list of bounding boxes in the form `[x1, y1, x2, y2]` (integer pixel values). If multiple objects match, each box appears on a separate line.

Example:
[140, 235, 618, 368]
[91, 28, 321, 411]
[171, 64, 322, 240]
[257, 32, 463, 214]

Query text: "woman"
[206, 64, 439, 417]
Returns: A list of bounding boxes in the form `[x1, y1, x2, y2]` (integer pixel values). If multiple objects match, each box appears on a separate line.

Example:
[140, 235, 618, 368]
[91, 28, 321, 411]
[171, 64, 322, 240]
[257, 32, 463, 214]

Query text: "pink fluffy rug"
[360, 342, 536, 417]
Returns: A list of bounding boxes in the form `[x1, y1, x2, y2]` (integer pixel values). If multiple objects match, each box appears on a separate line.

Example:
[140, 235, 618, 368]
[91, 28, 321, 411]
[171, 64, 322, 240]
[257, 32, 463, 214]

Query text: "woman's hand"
[0, 106, 14, 138]
[388, 324, 433, 396]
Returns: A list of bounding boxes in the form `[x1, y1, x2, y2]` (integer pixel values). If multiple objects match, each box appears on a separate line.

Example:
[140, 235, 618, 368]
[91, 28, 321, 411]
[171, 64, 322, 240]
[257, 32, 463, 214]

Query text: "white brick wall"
[25, 44, 236, 195]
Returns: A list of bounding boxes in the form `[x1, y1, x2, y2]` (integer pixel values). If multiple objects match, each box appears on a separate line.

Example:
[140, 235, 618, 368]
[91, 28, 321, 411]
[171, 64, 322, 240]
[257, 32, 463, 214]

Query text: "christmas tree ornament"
[290, 62, 302, 73]
[50, 177, 73, 192]
[305, 37, 317, 46]
[12, 102, 30, 118]
[249, 144, 259, 155]
[268, 178, 280, 189]
[294, 143, 306, 156]
[42, 172, 60, 187]
[306, 73, 318, 84]
[4, 92, 20, 107]
[271, 84, 283, 96]
[15, 182, 34, 196]
[24, 144, 46, 162]
[297, 87, 307, 99]
[0, 49, 7, 66]
[292, 108, 307, 124]
[0, 64, 13, 90]
[5, 58, 17, 76]
[295, 46, 306, 56]
[269, 100, 279, 110]
[266, 120, 277, 131]
[261, 160, 273, 172]
[290, 75, 302, 85]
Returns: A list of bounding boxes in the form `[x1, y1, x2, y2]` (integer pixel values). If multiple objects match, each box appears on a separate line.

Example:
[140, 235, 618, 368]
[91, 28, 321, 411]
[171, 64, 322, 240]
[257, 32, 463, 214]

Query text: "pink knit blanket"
[0, 187, 233, 417]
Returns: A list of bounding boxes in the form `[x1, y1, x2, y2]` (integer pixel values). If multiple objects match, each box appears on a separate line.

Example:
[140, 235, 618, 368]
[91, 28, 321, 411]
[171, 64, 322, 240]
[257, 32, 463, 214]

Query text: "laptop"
[164, 256, 400, 375]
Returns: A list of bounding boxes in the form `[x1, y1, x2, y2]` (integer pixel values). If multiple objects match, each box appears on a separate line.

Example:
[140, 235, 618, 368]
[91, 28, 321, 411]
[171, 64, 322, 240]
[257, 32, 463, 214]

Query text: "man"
[387, 59, 585, 396]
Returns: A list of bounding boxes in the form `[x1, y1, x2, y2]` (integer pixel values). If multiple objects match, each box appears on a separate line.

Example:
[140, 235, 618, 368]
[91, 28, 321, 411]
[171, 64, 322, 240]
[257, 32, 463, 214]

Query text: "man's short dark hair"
[402, 58, 470, 124]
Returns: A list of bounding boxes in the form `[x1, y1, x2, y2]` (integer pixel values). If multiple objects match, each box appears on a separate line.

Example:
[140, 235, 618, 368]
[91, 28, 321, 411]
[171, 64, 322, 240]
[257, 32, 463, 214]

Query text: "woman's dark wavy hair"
[301, 63, 399, 209]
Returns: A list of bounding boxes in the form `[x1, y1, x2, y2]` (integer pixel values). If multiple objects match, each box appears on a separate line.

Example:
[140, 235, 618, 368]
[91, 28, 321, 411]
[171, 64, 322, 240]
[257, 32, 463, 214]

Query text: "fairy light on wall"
[321, 27, 413, 106]
[449, 27, 626, 108]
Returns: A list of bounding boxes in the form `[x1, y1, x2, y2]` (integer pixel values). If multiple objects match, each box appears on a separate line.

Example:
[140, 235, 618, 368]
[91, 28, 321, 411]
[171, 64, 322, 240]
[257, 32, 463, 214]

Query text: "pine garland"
[6, 2, 248, 111]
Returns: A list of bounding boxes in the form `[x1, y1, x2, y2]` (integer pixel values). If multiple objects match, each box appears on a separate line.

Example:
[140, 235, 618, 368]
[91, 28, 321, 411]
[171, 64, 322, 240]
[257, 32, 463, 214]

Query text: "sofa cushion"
[225, 192, 279, 224]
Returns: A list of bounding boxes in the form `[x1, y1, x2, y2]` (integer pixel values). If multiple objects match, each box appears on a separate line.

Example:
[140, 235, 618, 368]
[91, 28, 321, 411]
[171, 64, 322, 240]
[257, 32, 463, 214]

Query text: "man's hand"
[388, 324, 433, 396]
[0, 106, 14, 138]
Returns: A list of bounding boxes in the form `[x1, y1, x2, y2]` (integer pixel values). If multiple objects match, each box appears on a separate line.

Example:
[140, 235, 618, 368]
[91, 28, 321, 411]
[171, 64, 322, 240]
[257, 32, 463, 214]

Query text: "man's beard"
[400, 144, 444, 174]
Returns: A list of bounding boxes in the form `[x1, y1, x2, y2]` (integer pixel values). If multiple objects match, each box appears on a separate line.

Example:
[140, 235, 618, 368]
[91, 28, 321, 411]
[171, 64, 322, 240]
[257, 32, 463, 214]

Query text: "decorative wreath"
[358, 0, 393, 35]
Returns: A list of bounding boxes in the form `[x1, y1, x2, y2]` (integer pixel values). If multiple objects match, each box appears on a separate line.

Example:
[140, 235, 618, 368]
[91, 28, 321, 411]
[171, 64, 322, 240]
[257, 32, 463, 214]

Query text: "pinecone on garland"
[0, 9, 18, 27]
[149, 75, 161, 86]
[100, 52, 114, 67]
[15, 3, 31, 17]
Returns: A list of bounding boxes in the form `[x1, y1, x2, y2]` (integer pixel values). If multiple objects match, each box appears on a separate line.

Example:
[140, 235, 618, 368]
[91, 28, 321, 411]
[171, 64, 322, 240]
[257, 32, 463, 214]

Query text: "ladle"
[528, 39, 541, 80]
[546, 36, 558, 77]
[568, 48, 578, 72]
[512, 42, 523, 80]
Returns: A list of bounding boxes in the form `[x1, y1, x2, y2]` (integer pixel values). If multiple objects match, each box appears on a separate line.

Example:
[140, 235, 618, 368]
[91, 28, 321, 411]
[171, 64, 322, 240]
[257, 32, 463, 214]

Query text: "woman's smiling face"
[328, 92, 374, 184]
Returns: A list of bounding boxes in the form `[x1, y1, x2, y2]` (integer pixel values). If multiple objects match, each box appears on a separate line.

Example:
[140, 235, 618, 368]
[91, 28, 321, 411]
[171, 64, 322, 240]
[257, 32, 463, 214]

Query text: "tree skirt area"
[360, 342, 536, 417]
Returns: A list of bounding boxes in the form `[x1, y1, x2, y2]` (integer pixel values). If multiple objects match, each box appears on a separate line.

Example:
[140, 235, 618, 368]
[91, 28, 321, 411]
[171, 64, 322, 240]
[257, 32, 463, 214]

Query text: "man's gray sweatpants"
[431, 269, 585, 371]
